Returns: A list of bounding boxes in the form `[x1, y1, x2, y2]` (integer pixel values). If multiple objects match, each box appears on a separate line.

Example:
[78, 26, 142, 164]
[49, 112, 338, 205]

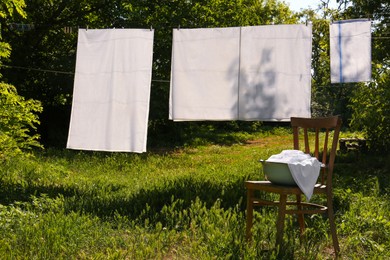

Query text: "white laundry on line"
[67, 28, 154, 153]
[169, 27, 241, 121]
[169, 24, 313, 121]
[330, 19, 371, 83]
[239, 24, 312, 121]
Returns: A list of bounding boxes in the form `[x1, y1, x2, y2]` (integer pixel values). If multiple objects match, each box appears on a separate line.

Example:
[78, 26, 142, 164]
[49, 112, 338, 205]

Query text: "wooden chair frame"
[245, 116, 342, 255]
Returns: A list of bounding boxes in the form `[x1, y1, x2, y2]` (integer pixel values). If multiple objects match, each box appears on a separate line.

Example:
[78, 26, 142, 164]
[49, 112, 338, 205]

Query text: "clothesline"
[0, 64, 171, 83]
[59, 23, 370, 152]
[0, 21, 381, 89]
[1, 64, 74, 75]
[1, 63, 375, 88]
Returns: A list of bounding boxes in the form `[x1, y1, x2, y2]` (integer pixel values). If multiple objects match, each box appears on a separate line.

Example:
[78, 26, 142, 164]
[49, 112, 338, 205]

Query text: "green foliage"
[342, 0, 390, 152]
[2, 0, 122, 112]
[0, 0, 26, 19]
[0, 42, 11, 60]
[350, 72, 390, 153]
[0, 195, 119, 259]
[0, 83, 42, 160]
[0, 0, 26, 76]
[301, 0, 390, 152]
[2, 0, 298, 147]
[298, 6, 357, 120]
[1, 0, 389, 151]
[0, 0, 43, 160]
[124, 0, 298, 131]
[338, 192, 390, 258]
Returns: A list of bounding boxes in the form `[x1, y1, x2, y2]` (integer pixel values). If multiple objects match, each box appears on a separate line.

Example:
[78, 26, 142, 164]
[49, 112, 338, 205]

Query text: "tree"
[300, 0, 390, 152]
[0, 0, 26, 71]
[2, 0, 298, 147]
[0, 0, 43, 160]
[340, 0, 390, 152]
[297, 2, 356, 121]
[0, 83, 42, 160]
[118, 0, 299, 145]
[2, 0, 125, 146]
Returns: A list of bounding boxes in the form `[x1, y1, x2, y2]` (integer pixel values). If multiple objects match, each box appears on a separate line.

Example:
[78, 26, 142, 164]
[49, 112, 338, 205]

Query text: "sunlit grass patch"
[0, 128, 389, 258]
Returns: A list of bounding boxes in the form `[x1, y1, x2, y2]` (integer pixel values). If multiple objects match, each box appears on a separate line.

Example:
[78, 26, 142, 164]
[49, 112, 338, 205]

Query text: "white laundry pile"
[67, 29, 154, 152]
[266, 150, 322, 200]
[330, 19, 371, 83]
[169, 24, 312, 121]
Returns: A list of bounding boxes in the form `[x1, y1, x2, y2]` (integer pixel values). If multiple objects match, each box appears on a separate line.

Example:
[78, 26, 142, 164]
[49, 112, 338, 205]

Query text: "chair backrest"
[291, 116, 342, 186]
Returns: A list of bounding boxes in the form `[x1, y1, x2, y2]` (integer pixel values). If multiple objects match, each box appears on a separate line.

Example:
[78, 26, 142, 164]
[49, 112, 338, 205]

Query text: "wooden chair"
[245, 116, 342, 255]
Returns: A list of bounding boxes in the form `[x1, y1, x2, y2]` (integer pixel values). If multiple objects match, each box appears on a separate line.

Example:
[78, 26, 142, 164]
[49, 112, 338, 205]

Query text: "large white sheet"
[169, 27, 240, 120]
[67, 29, 154, 152]
[239, 24, 312, 121]
[170, 25, 312, 121]
[330, 19, 371, 83]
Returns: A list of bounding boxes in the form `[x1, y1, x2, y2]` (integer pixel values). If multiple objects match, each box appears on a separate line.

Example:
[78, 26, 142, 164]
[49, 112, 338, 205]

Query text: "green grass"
[0, 127, 389, 259]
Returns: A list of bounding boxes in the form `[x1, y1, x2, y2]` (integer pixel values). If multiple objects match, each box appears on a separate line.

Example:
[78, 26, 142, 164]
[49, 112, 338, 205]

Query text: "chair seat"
[245, 181, 329, 214]
[245, 180, 327, 195]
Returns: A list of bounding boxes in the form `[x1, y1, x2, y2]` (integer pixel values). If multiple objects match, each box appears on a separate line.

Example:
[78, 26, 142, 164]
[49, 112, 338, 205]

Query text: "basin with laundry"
[260, 150, 322, 188]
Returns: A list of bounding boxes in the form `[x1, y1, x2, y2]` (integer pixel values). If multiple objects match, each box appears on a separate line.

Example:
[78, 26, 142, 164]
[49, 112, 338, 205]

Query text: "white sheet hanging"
[67, 29, 154, 152]
[169, 24, 312, 121]
[169, 27, 240, 121]
[239, 24, 312, 121]
[330, 19, 371, 83]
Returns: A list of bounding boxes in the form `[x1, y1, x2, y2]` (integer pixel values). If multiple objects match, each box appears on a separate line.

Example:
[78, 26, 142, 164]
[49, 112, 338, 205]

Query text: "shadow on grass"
[0, 172, 248, 224]
[1, 148, 388, 229]
[0, 179, 77, 206]
[332, 150, 390, 213]
[147, 121, 288, 149]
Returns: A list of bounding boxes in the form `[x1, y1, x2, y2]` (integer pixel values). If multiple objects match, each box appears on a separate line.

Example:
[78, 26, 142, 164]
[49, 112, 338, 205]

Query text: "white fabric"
[169, 25, 312, 121]
[169, 27, 240, 120]
[330, 19, 371, 83]
[67, 29, 154, 152]
[266, 150, 321, 200]
[239, 24, 312, 121]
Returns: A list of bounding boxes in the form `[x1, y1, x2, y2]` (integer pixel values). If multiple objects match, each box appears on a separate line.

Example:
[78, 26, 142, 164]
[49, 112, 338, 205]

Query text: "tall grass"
[0, 127, 389, 259]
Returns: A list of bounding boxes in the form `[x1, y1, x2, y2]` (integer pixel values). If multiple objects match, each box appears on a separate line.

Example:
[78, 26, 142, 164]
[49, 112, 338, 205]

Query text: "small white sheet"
[67, 29, 154, 152]
[330, 19, 371, 83]
[266, 150, 321, 200]
[169, 27, 240, 120]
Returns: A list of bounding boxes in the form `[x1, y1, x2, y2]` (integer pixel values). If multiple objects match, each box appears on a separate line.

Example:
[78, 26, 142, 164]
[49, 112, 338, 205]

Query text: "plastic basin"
[260, 160, 297, 186]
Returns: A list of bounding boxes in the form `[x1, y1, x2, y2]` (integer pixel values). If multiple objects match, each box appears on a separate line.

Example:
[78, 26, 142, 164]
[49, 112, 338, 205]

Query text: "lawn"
[0, 126, 389, 259]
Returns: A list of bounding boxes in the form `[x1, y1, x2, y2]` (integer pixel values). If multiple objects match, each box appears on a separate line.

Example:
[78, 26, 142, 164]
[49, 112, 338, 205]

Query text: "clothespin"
[178, 25, 180, 30]
[150, 25, 153, 31]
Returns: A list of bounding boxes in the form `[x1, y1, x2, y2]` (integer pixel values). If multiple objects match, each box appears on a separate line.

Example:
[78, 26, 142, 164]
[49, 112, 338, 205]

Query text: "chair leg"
[276, 194, 287, 249]
[246, 189, 254, 240]
[327, 198, 340, 255]
[296, 194, 305, 238]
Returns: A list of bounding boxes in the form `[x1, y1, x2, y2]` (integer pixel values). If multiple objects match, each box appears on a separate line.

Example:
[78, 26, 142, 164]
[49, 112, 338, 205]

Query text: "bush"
[0, 82, 42, 160]
[350, 69, 390, 153]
